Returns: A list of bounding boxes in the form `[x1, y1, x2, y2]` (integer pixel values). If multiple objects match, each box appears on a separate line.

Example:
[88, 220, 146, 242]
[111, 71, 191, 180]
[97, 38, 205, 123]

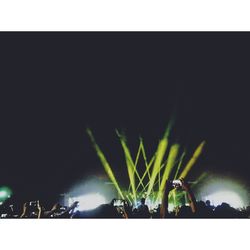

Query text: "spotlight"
[69, 193, 107, 211]
[0, 190, 8, 199]
[198, 176, 248, 209]
[205, 190, 244, 208]
[0, 186, 12, 202]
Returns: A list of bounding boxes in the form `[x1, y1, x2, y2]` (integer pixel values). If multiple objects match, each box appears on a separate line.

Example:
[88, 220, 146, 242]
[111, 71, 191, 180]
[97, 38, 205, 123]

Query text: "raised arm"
[43, 203, 61, 218]
[60, 201, 79, 217]
[20, 202, 28, 218]
[37, 201, 42, 219]
[180, 178, 197, 213]
[160, 180, 172, 218]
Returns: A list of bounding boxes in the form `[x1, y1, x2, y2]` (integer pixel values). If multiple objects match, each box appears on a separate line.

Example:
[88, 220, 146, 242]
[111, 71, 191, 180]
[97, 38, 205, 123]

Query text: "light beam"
[179, 141, 206, 179]
[86, 129, 124, 199]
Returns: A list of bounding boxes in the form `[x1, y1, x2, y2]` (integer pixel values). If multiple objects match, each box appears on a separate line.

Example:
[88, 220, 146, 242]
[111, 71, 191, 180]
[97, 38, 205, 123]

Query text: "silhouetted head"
[110, 199, 116, 206]
[221, 202, 230, 208]
[197, 201, 206, 209]
[141, 198, 146, 205]
[177, 205, 193, 218]
[205, 200, 211, 206]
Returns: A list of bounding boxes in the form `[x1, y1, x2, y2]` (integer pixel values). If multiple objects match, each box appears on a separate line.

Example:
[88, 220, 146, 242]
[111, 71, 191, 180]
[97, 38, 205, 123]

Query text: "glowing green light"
[134, 140, 142, 169]
[157, 144, 180, 201]
[147, 136, 168, 196]
[87, 129, 124, 199]
[127, 139, 144, 194]
[192, 172, 207, 187]
[116, 131, 137, 200]
[136, 154, 155, 191]
[179, 141, 206, 179]
[173, 150, 186, 180]
[87, 121, 206, 207]
[0, 186, 12, 202]
[140, 138, 152, 180]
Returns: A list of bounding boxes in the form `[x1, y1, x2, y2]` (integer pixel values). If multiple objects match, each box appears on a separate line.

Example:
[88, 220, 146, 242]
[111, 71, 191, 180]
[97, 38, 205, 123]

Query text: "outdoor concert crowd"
[1, 179, 249, 218]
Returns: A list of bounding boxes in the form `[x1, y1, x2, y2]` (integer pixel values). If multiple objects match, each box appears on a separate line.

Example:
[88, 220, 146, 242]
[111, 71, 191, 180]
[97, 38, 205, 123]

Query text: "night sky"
[0, 32, 249, 206]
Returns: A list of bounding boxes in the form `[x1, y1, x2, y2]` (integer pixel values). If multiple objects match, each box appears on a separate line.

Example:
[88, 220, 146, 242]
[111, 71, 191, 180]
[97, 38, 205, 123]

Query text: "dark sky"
[0, 32, 249, 205]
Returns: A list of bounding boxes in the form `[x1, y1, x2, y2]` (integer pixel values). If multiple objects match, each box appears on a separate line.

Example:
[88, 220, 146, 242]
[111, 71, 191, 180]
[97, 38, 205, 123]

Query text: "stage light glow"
[147, 136, 168, 196]
[87, 125, 206, 206]
[136, 154, 155, 191]
[87, 129, 124, 199]
[145, 198, 157, 211]
[174, 150, 186, 180]
[157, 144, 179, 201]
[146, 119, 175, 197]
[0, 186, 12, 202]
[140, 139, 153, 180]
[134, 140, 142, 169]
[198, 176, 249, 209]
[69, 193, 107, 211]
[205, 191, 244, 208]
[179, 141, 206, 179]
[0, 190, 8, 198]
[168, 203, 175, 212]
[117, 131, 138, 200]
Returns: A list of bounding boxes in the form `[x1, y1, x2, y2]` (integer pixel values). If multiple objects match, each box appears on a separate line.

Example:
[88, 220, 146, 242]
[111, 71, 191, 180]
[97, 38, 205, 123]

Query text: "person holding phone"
[160, 178, 197, 218]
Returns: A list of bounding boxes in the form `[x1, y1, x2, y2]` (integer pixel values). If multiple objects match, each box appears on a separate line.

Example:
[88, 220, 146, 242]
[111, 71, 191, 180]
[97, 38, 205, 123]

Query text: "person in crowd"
[0, 204, 19, 218]
[121, 200, 133, 218]
[194, 200, 214, 218]
[20, 201, 42, 218]
[1, 187, 249, 218]
[42, 201, 79, 218]
[160, 178, 197, 218]
[214, 202, 240, 218]
[135, 198, 151, 218]
[73, 198, 122, 218]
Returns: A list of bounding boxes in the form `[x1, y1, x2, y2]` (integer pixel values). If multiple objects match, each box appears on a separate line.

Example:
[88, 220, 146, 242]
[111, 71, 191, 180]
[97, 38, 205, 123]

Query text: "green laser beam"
[179, 141, 206, 179]
[123, 145, 145, 188]
[127, 140, 142, 192]
[134, 140, 142, 169]
[147, 136, 168, 196]
[139, 171, 163, 195]
[116, 131, 145, 200]
[140, 138, 151, 179]
[190, 172, 208, 188]
[86, 129, 124, 199]
[146, 121, 175, 196]
[157, 144, 180, 201]
[136, 154, 155, 191]
[174, 150, 186, 180]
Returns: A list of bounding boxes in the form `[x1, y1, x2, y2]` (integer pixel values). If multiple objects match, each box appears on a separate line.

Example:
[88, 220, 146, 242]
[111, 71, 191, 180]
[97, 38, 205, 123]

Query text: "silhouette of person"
[137, 198, 150, 218]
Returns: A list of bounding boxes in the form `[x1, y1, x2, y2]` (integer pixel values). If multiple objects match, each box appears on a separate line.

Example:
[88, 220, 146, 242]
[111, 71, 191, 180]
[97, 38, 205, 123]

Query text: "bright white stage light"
[205, 190, 244, 208]
[0, 191, 7, 198]
[145, 198, 154, 211]
[69, 193, 107, 211]
[198, 176, 249, 209]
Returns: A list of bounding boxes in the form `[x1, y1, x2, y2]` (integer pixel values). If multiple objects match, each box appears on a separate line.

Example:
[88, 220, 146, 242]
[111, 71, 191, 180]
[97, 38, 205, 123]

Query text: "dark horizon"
[0, 32, 249, 206]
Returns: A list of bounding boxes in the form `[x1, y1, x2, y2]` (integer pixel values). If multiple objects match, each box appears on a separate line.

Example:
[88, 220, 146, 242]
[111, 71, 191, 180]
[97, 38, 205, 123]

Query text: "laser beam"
[86, 129, 124, 199]
[174, 150, 186, 180]
[147, 135, 168, 196]
[179, 141, 206, 179]
[157, 144, 180, 201]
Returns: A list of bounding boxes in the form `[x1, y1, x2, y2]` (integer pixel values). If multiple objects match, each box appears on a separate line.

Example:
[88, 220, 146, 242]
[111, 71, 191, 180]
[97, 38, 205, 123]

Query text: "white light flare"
[69, 193, 107, 211]
[205, 190, 244, 208]
[0, 191, 8, 198]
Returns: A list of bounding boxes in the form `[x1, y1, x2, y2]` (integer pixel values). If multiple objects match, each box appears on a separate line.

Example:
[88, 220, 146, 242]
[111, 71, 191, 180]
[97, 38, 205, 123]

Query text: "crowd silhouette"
[1, 179, 249, 218]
